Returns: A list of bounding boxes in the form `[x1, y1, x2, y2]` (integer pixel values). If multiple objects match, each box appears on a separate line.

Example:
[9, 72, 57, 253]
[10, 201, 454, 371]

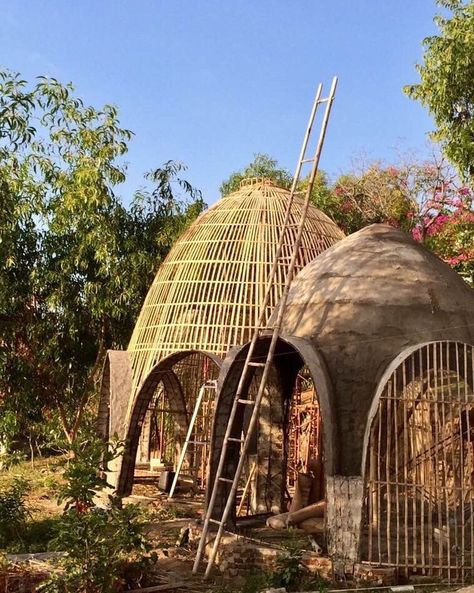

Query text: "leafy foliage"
[313, 162, 414, 234]
[57, 436, 123, 511]
[404, 0, 474, 182]
[38, 436, 154, 593]
[219, 153, 293, 196]
[270, 535, 305, 590]
[330, 155, 474, 284]
[219, 152, 473, 284]
[39, 505, 154, 593]
[0, 70, 205, 449]
[0, 477, 30, 548]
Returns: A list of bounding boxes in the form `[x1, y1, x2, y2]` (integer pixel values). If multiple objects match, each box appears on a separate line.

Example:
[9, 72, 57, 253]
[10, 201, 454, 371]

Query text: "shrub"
[0, 477, 30, 549]
[57, 435, 123, 511]
[39, 504, 155, 593]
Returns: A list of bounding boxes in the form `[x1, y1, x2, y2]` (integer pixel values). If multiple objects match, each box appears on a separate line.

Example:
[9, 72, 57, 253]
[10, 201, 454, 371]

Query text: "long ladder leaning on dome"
[192, 76, 339, 579]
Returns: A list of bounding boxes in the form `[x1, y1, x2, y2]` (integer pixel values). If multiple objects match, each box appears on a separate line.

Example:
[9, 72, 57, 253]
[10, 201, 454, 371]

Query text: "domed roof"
[128, 177, 344, 392]
[280, 223, 474, 345]
[279, 223, 474, 474]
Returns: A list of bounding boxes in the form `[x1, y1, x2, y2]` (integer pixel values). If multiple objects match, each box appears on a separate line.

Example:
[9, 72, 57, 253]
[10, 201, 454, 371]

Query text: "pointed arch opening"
[207, 335, 335, 538]
[117, 350, 221, 496]
[362, 341, 474, 581]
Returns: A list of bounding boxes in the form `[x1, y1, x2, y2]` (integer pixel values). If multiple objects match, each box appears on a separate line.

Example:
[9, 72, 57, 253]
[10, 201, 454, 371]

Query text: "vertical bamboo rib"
[386, 381, 392, 564]
[127, 181, 344, 396]
[377, 399, 382, 563]
[363, 342, 474, 581]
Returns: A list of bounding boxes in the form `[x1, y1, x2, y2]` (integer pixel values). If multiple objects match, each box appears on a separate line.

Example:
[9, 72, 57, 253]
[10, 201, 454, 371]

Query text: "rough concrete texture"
[208, 224, 473, 571]
[278, 224, 474, 476]
[97, 350, 133, 484]
[326, 475, 364, 574]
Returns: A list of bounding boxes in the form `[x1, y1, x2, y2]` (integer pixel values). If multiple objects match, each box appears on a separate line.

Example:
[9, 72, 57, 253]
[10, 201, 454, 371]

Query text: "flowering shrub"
[318, 154, 473, 285]
[406, 158, 473, 285]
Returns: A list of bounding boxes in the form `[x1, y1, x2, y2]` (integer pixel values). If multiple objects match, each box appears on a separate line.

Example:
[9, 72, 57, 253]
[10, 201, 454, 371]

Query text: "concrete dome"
[279, 223, 474, 473]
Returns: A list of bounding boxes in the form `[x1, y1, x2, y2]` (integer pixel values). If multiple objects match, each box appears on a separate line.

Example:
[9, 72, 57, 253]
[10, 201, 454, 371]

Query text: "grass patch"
[0, 455, 67, 553]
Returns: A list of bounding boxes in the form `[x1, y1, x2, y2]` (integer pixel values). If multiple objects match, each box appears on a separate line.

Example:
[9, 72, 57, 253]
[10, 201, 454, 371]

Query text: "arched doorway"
[207, 336, 335, 533]
[118, 350, 221, 496]
[362, 341, 474, 581]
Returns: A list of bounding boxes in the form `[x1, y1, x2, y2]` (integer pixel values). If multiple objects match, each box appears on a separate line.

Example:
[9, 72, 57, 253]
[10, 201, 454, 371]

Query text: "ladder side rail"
[228, 83, 325, 406]
[273, 76, 338, 331]
[193, 78, 338, 577]
[168, 384, 206, 499]
[203, 323, 287, 577]
[193, 87, 325, 570]
[192, 367, 254, 572]
[247, 82, 323, 335]
[288, 82, 323, 195]
[193, 85, 329, 574]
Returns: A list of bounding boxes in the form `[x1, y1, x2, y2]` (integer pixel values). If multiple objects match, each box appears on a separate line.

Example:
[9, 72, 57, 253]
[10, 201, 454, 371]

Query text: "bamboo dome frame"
[127, 177, 345, 396]
[115, 177, 344, 493]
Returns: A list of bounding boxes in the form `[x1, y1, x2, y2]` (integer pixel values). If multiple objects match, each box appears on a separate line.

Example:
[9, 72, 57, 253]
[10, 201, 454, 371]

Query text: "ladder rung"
[209, 518, 223, 526]
[237, 399, 254, 405]
[301, 158, 314, 164]
[317, 97, 331, 104]
[187, 440, 209, 445]
[228, 437, 245, 443]
[248, 361, 265, 367]
[219, 477, 234, 484]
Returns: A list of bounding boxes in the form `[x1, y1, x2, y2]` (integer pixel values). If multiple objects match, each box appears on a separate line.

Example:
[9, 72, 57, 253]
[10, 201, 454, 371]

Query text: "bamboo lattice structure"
[127, 177, 344, 395]
[363, 341, 474, 581]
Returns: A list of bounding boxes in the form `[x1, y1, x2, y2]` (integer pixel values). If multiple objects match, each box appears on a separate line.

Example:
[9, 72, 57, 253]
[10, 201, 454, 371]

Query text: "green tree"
[327, 161, 414, 234]
[404, 0, 474, 182]
[219, 153, 293, 196]
[219, 153, 332, 213]
[0, 70, 204, 448]
[219, 152, 473, 284]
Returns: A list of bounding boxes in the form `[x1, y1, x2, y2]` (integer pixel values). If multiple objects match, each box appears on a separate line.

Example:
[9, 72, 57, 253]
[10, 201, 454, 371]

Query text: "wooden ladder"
[168, 379, 217, 499]
[193, 77, 338, 578]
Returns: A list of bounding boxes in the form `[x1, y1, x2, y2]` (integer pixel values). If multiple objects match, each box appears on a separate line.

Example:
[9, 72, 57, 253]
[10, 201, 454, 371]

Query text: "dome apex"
[127, 182, 344, 392]
[238, 176, 284, 189]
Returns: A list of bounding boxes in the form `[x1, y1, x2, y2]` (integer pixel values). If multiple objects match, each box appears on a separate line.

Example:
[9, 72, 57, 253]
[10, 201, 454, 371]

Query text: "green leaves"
[404, 1, 474, 182]
[0, 477, 30, 548]
[42, 504, 154, 593]
[57, 436, 124, 511]
[0, 69, 204, 448]
[219, 153, 293, 196]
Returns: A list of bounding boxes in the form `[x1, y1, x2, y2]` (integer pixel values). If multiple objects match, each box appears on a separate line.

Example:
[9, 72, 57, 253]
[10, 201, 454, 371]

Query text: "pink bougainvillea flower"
[412, 226, 423, 242]
[446, 253, 470, 266]
[426, 213, 450, 236]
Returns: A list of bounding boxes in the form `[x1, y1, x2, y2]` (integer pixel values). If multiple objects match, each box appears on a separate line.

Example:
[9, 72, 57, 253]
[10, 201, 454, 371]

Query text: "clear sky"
[1, 0, 439, 205]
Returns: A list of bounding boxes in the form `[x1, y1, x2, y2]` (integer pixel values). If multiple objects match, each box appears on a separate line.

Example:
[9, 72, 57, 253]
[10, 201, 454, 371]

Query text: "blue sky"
[1, 1, 439, 205]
